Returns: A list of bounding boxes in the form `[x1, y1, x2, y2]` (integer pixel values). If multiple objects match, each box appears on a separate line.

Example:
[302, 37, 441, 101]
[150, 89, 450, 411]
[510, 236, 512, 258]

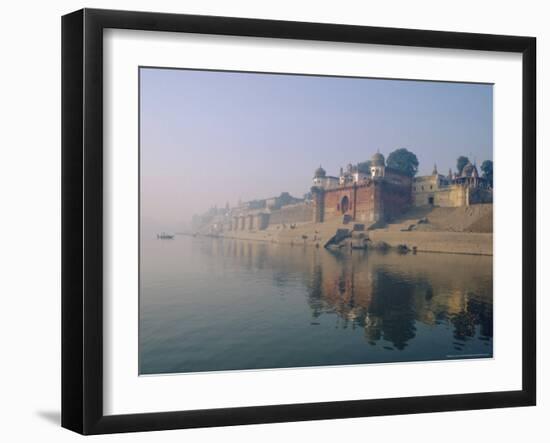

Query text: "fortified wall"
[310, 153, 413, 226]
[195, 154, 492, 237]
[312, 178, 411, 226]
[205, 201, 314, 234]
[268, 202, 313, 226]
[413, 162, 492, 208]
[414, 184, 468, 207]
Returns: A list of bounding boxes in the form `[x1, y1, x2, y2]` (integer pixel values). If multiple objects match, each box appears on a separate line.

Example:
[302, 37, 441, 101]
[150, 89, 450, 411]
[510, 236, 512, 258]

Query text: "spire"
[448, 168, 453, 180]
[432, 163, 438, 175]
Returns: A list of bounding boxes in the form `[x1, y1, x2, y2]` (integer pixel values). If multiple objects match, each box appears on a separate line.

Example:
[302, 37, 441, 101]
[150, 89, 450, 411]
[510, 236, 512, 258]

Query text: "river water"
[139, 235, 493, 374]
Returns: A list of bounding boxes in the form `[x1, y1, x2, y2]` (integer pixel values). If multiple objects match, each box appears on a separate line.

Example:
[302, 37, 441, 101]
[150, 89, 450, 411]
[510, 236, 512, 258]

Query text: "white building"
[370, 152, 386, 178]
[312, 166, 339, 189]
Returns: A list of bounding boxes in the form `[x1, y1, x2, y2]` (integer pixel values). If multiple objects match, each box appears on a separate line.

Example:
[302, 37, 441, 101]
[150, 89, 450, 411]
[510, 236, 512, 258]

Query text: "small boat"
[157, 232, 174, 239]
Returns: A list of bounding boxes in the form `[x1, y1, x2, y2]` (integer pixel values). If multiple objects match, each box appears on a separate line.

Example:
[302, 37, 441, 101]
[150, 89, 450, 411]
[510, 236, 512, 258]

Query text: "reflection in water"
[304, 249, 492, 352]
[140, 236, 493, 374]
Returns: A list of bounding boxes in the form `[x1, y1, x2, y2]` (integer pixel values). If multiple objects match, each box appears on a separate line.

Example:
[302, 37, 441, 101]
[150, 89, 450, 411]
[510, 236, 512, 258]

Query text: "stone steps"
[382, 204, 493, 233]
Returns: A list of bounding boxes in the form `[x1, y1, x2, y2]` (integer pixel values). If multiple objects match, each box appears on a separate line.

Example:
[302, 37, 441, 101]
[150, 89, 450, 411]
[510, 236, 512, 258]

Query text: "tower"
[312, 165, 327, 188]
[370, 151, 385, 178]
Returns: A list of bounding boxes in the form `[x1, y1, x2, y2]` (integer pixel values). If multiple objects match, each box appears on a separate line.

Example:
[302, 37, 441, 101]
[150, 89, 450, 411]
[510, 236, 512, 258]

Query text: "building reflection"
[196, 237, 493, 351]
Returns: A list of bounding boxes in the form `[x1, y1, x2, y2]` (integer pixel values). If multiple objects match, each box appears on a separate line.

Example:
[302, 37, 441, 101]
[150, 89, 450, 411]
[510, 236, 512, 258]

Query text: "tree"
[481, 160, 493, 187]
[386, 148, 419, 177]
[357, 160, 372, 174]
[456, 156, 470, 175]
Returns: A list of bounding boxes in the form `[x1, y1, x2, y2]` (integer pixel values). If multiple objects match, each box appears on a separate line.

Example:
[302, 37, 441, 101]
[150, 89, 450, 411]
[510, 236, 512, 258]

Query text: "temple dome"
[461, 162, 477, 177]
[371, 152, 385, 167]
[314, 165, 326, 178]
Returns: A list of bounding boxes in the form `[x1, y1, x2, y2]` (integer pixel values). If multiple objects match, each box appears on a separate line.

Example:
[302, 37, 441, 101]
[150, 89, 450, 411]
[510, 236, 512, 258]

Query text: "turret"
[314, 165, 326, 178]
[370, 151, 385, 178]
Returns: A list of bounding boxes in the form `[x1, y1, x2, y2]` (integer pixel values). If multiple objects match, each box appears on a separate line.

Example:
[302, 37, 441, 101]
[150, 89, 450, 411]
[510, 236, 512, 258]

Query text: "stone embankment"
[215, 204, 493, 256]
[367, 230, 492, 255]
[382, 204, 493, 233]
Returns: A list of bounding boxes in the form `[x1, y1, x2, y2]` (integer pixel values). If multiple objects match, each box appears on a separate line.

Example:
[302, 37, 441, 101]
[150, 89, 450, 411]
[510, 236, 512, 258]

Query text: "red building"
[311, 152, 412, 226]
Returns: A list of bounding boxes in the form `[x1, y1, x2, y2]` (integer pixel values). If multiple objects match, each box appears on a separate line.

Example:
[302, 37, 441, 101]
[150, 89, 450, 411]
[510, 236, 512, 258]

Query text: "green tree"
[456, 156, 470, 175]
[481, 160, 493, 187]
[386, 148, 419, 177]
[357, 160, 372, 174]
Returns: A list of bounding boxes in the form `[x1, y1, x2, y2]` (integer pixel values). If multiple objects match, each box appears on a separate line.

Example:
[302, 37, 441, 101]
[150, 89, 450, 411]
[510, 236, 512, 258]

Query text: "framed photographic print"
[61, 8, 536, 435]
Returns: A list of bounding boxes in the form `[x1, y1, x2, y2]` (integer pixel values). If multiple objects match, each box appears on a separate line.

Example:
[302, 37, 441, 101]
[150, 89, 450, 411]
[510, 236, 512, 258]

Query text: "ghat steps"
[381, 204, 493, 233]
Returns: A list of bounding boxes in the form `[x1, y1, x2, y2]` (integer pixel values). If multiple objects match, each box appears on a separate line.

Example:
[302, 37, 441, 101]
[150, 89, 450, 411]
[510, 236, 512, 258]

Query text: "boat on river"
[157, 232, 175, 239]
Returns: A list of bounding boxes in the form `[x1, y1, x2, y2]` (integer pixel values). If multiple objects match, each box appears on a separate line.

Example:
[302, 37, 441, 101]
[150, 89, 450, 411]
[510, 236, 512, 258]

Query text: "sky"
[140, 67, 493, 230]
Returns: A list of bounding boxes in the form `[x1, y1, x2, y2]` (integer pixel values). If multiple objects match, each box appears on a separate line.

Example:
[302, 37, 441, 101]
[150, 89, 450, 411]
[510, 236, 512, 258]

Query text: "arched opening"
[340, 196, 349, 214]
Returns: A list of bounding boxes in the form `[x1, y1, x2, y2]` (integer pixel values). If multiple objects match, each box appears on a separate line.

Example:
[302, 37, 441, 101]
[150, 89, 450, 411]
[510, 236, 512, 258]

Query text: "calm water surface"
[140, 235, 493, 374]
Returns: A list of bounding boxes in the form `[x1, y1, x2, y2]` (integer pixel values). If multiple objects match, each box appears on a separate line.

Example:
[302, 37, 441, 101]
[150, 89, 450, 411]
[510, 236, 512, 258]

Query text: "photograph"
[0, 0, 544, 439]
[139, 68, 494, 375]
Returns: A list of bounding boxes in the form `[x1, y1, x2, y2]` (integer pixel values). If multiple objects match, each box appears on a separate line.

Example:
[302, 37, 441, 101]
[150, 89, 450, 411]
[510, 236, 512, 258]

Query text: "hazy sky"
[140, 67, 493, 229]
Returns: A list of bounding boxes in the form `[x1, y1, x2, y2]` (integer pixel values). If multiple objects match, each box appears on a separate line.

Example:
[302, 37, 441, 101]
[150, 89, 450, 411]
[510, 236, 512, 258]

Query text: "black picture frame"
[62, 8, 536, 435]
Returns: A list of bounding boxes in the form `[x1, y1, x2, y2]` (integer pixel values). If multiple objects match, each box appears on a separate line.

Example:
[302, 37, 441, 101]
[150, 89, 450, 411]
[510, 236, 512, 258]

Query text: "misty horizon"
[140, 67, 493, 231]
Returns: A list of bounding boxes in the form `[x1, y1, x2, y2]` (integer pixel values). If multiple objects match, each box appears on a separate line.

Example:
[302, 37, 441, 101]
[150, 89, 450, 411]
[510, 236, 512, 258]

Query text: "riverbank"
[198, 204, 494, 256]
[368, 230, 492, 255]
[211, 219, 492, 256]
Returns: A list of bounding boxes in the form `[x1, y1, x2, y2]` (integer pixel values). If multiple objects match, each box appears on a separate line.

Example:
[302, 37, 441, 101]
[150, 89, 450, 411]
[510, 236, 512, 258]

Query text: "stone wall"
[379, 181, 412, 220]
[268, 202, 313, 226]
[254, 213, 270, 230]
[321, 183, 379, 223]
[319, 179, 411, 225]
[413, 185, 492, 208]
[323, 185, 358, 220]
[414, 184, 467, 207]
[312, 188, 325, 223]
[352, 183, 378, 223]
[438, 186, 468, 207]
[384, 169, 412, 186]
